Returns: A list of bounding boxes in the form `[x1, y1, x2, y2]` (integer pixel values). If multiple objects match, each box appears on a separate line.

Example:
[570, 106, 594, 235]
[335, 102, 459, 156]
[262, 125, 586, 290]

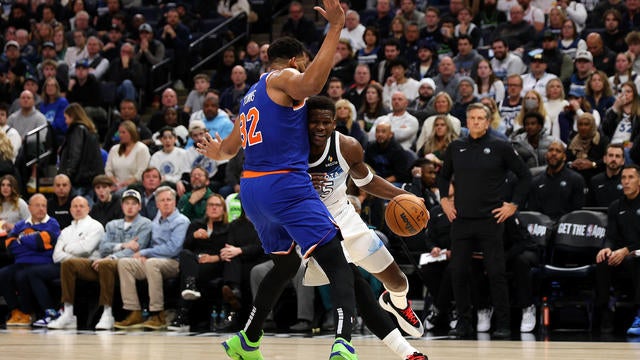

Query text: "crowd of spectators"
[0, 0, 639, 338]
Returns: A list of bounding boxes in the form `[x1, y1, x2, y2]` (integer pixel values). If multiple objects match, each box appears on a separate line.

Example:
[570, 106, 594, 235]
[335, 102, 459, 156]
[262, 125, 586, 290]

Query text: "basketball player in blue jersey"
[197, 1, 358, 359]
[305, 96, 427, 360]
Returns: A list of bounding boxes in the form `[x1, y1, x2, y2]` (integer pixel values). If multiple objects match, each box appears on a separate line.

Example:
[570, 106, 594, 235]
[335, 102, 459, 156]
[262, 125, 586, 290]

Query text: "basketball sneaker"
[627, 316, 640, 336]
[406, 352, 428, 360]
[221, 330, 264, 360]
[379, 291, 424, 337]
[329, 338, 358, 360]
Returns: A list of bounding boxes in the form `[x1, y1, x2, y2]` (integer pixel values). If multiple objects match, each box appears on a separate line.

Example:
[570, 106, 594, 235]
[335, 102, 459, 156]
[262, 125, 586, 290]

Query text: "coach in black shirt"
[437, 103, 531, 338]
[527, 140, 586, 221]
[589, 143, 625, 207]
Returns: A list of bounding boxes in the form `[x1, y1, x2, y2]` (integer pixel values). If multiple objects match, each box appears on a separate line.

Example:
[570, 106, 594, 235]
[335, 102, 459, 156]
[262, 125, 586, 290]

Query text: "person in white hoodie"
[29, 196, 105, 327]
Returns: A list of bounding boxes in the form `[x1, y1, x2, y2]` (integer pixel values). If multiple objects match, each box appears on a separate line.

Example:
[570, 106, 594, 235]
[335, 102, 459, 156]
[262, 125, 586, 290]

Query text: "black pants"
[595, 256, 640, 307]
[508, 250, 539, 308]
[450, 218, 510, 327]
[420, 260, 454, 311]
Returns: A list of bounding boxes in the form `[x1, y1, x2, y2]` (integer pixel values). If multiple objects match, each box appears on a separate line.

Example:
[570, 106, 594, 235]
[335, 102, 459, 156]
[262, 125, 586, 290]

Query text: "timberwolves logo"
[483, 148, 491, 154]
[560, 181, 567, 187]
[618, 184, 623, 191]
[636, 209, 640, 216]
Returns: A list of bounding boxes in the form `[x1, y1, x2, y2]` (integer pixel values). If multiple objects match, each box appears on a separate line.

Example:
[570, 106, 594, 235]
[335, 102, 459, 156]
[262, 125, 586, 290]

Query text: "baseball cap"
[542, 30, 557, 40]
[122, 189, 142, 204]
[4, 40, 19, 51]
[568, 87, 586, 98]
[76, 58, 90, 68]
[417, 39, 437, 53]
[419, 78, 436, 91]
[575, 50, 593, 62]
[189, 120, 207, 133]
[139, 23, 153, 33]
[92, 174, 115, 187]
[458, 76, 474, 87]
[531, 53, 544, 62]
[42, 41, 55, 49]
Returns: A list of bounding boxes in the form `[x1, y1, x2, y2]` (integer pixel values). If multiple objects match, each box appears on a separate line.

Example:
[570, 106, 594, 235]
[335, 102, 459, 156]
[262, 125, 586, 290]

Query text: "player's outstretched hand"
[314, 0, 345, 28]
[197, 132, 224, 160]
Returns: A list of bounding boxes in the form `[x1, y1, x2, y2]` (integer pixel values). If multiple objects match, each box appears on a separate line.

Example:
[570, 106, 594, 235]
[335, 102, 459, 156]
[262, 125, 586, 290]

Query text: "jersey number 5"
[239, 107, 263, 148]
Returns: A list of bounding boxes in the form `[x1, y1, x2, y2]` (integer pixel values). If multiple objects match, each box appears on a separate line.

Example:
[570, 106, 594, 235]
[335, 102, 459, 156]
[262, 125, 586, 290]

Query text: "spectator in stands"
[408, 39, 438, 83]
[161, 8, 191, 89]
[416, 92, 462, 151]
[178, 166, 213, 221]
[490, 38, 527, 81]
[169, 194, 234, 331]
[369, 91, 419, 150]
[95, 0, 127, 35]
[0, 41, 29, 101]
[541, 30, 574, 82]
[149, 127, 190, 196]
[453, 7, 480, 48]
[184, 121, 220, 181]
[355, 27, 380, 76]
[30, 196, 104, 327]
[363, 0, 393, 39]
[432, 56, 460, 101]
[101, 24, 124, 62]
[341, 10, 366, 52]
[114, 186, 189, 330]
[594, 164, 640, 336]
[452, 35, 483, 78]
[419, 6, 444, 45]
[407, 78, 436, 123]
[382, 58, 420, 109]
[345, 64, 372, 113]
[481, 96, 508, 135]
[211, 47, 239, 92]
[104, 42, 144, 103]
[519, 0, 545, 32]
[491, 5, 536, 54]
[513, 90, 550, 135]
[567, 112, 609, 183]
[334, 99, 367, 146]
[602, 9, 628, 54]
[103, 99, 153, 150]
[79, 36, 109, 81]
[585, 70, 616, 120]
[602, 81, 640, 150]
[521, 54, 558, 101]
[624, 0, 640, 31]
[609, 52, 640, 95]
[89, 175, 123, 227]
[474, 59, 505, 104]
[134, 23, 165, 101]
[511, 112, 554, 171]
[148, 88, 190, 134]
[399, 21, 421, 64]
[66, 59, 106, 135]
[473, 0, 506, 42]
[67, 10, 94, 39]
[242, 41, 262, 85]
[1, 193, 60, 327]
[364, 120, 414, 184]
[58, 103, 104, 198]
[450, 77, 479, 127]
[37, 44, 69, 91]
[375, 38, 402, 85]
[39, 77, 69, 141]
[589, 143, 625, 207]
[0, 175, 29, 233]
[586, 33, 617, 77]
[127, 167, 164, 220]
[590, 0, 627, 28]
[398, 0, 425, 29]
[329, 39, 357, 86]
[357, 83, 388, 133]
[47, 189, 151, 330]
[559, 19, 587, 61]
[280, 1, 319, 51]
[416, 115, 458, 169]
[48, 174, 73, 229]
[546, 78, 568, 138]
[220, 65, 250, 115]
[0, 106, 20, 166]
[105, 120, 151, 194]
[184, 74, 210, 114]
[527, 140, 586, 220]
[186, 95, 234, 149]
[7, 76, 42, 116]
[626, 31, 640, 75]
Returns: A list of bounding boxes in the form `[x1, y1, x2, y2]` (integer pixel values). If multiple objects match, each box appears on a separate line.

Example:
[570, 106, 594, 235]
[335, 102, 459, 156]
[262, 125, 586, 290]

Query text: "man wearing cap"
[408, 78, 436, 121]
[0, 40, 29, 95]
[521, 53, 558, 100]
[586, 32, 617, 77]
[115, 186, 189, 330]
[101, 24, 125, 62]
[541, 31, 573, 82]
[89, 175, 123, 227]
[134, 22, 166, 75]
[149, 127, 190, 196]
[409, 40, 438, 81]
[564, 49, 594, 97]
[490, 38, 527, 81]
[7, 75, 43, 115]
[67, 58, 102, 108]
[47, 189, 152, 330]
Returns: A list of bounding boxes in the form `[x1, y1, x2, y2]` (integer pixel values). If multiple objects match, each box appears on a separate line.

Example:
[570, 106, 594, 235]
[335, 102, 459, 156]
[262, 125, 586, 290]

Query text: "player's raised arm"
[269, 0, 345, 100]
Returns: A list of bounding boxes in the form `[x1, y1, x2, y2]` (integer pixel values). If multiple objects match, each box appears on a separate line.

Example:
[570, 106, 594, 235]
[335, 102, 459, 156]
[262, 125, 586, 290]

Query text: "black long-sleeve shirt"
[588, 171, 623, 207]
[437, 132, 531, 219]
[526, 166, 586, 221]
[605, 194, 640, 252]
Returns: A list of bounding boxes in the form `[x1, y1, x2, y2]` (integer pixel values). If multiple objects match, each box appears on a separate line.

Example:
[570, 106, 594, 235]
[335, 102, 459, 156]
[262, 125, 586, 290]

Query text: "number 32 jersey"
[239, 71, 309, 172]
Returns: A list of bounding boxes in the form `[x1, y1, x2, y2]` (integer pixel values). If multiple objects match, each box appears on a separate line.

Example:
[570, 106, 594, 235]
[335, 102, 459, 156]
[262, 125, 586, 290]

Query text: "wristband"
[352, 170, 374, 187]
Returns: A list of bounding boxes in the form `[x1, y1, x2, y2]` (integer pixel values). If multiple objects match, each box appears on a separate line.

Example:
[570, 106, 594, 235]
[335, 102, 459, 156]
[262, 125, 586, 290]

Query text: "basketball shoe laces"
[400, 301, 420, 326]
[406, 352, 428, 360]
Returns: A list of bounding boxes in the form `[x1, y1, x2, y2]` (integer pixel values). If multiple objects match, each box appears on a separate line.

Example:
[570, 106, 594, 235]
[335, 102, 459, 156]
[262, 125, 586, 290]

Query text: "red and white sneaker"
[406, 352, 428, 360]
[378, 291, 424, 337]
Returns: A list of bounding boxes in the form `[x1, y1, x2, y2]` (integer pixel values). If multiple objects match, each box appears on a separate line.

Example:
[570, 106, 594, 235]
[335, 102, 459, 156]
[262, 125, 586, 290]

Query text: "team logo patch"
[617, 184, 623, 190]
[483, 147, 491, 154]
[636, 209, 640, 216]
[560, 181, 567, 187]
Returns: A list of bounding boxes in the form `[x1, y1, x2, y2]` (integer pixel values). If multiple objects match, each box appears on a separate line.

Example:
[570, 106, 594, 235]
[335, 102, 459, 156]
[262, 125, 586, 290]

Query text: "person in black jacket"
[437, 102, 531, 339]
[57, 103, 105, 198]
[589, 143, 625, 207]
[103, 43, 145, 103]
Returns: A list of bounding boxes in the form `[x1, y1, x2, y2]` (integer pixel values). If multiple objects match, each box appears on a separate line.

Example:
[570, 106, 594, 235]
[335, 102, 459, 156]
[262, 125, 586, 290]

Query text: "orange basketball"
[385, 194, 429, 237]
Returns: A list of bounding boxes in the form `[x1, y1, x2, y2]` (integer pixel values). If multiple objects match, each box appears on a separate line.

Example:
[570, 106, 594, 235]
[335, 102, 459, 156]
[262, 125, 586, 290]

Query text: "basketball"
[385, 194, 429, 237]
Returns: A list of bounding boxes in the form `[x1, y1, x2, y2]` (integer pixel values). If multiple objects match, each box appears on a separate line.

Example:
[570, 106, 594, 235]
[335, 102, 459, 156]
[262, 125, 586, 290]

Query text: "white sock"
[382, 329, 419, 359]
[64, 303, 74, 315]
[387, 276, 409, 309]
[102, 306, 112, 317]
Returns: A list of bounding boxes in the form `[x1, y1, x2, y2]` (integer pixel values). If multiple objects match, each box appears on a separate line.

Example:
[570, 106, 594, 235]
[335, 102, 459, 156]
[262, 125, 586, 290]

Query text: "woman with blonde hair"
[335, 99, 366, 146]
[480, 97, 506, 134]
[585, 70, 616, 117]
[105, 120, 151, 193]
[39, 77, 69, 141]
[545, 78, 568, 138]
[416, 92, 462, 152]
[418, 115, 458, 168]
[0, 174, 29, 234]
[513, 90, 549, 134]
[58, 103, 104, 196]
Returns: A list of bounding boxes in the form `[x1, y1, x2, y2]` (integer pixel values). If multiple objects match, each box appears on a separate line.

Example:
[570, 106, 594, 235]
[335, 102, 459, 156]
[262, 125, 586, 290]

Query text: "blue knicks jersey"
[239, 71, 309, 172]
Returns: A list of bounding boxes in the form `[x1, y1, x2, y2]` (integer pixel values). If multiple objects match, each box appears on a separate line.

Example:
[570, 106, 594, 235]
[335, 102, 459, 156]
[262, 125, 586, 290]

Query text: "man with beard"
[489, 38, 527, 81]
[185, 94, 233, 149]
[589, 143, 625, 207]
[408, 78, 436, 123]
[526, 140, 586, 220]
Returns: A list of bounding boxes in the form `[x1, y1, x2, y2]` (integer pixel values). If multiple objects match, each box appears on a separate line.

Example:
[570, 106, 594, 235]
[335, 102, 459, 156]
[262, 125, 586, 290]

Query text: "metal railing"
[189, 12, 249, 73]
[150, 57, 173, 95]
[25, 123, 53, 192]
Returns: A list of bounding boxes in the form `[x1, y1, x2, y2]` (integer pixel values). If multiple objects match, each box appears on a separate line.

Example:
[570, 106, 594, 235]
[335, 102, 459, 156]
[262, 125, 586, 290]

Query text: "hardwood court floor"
[1, 330, 640, 360]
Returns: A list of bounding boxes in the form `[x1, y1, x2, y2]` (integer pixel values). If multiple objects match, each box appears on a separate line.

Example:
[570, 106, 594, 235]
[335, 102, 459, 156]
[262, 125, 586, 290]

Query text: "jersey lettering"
[239, 107, 263, 148]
